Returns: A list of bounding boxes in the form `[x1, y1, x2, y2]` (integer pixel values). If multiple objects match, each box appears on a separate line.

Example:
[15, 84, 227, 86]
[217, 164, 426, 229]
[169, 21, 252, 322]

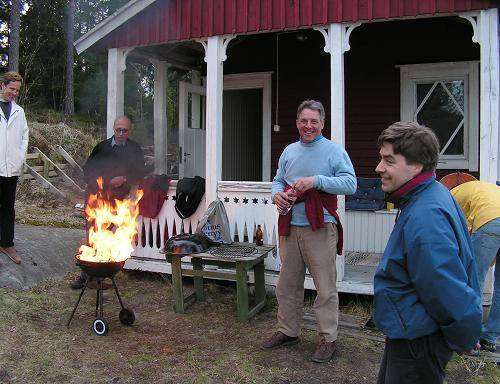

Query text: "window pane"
[443, 128, 464, 155]
[417, 83, 433, 106]
[416, 83, 464, 155]
[444, 80, 464, 110]
[188, 93, 205, 130]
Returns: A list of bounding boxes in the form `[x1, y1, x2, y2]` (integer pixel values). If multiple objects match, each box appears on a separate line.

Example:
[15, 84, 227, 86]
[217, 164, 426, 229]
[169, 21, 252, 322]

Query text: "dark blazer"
[83, 137, 147, 200]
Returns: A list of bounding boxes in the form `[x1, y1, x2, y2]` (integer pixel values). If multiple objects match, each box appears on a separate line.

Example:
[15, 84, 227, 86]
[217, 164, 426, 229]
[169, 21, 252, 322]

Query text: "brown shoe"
[262, 331, 299, 350]
[0, 246, 21, 264]
[69, 272, 88, 290]
[311, 338, 336, 363]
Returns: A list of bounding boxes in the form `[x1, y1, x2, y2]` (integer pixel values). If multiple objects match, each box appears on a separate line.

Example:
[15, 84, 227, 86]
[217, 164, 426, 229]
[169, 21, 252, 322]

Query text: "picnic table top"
[164, 242, 275, 262]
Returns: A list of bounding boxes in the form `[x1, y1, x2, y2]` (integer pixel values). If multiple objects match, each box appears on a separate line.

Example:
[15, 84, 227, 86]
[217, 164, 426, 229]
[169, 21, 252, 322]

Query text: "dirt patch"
[16, 181, 84, 229]
[28, 121, 98, 166]
[0, 272, 496, 384]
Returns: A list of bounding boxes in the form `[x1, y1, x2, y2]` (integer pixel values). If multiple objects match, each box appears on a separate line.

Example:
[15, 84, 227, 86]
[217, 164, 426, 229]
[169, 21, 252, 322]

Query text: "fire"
[78, 177, 144, 263]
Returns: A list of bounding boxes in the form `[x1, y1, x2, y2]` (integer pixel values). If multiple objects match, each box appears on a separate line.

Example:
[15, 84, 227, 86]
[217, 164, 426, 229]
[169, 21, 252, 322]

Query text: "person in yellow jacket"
[449, 180, 500, 352]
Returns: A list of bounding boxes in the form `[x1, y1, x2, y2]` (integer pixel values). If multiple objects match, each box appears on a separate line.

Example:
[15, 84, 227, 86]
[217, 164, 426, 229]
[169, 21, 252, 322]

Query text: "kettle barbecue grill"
[67, 254, 135, 336]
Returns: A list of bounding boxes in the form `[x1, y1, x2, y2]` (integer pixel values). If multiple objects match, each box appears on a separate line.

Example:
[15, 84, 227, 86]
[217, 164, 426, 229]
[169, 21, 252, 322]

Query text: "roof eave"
[74, 0, 157, 54]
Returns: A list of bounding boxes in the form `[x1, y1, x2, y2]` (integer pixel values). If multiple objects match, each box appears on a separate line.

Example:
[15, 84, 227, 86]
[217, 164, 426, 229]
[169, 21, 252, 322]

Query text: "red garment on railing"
[139, 175, 171, 218]
[278, 185, 344, 255]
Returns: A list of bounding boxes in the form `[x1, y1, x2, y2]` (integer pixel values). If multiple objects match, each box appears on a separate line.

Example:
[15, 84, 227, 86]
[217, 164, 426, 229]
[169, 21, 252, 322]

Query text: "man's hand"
[110, 176, 127, 188]
[291, 176, 315, 193]
[273, 191, 292, 213]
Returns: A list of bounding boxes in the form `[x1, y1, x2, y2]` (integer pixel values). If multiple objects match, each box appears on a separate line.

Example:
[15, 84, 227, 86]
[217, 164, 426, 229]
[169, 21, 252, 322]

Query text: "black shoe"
[69, 273, 87, 290]
[479, 339, 497, 353]
[364, 316, 377, 330]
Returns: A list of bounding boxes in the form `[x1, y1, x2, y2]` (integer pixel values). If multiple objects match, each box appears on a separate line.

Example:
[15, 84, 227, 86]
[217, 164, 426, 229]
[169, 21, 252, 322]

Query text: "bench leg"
[171, 257, 186, 314]
[192, 258, 205, 301]
[254, 260, 266, 304]
[236, 262, 249, 322]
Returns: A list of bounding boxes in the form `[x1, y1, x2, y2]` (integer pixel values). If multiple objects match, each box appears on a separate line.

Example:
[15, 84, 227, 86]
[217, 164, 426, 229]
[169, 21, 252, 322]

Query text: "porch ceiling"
[131, 41, 205, 70]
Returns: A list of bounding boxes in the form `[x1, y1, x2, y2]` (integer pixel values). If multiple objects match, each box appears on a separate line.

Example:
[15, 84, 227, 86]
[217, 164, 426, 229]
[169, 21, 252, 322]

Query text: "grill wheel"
[92, 318, 109, 336]
[119, 308, 135, 326]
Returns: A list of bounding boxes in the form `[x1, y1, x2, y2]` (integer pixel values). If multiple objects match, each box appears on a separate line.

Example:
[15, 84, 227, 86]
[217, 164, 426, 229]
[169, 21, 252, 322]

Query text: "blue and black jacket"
[373, 176, 481, 352]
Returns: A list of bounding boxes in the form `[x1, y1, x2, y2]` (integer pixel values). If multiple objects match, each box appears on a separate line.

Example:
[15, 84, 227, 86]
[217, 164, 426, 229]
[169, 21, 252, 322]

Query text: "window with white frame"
[400, 61, 478, 170]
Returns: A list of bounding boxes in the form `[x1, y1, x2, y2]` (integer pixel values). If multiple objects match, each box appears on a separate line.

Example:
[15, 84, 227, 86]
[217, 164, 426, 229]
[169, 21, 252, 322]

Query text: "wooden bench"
[164, 243, 275, 322]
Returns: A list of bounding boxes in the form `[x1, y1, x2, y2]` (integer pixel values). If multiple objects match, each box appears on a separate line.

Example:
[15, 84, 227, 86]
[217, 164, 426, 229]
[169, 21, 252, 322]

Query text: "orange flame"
[78, 177, 144, 263]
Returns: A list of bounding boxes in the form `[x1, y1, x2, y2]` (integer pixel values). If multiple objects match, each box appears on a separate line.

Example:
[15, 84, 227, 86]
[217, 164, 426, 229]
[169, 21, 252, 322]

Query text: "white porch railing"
[217, 181, 280, 272]
[345, 210, 397, 253]
[132, 180, 207, 261]
[130, 181, 281, 272]
[130, 180, 397, 272]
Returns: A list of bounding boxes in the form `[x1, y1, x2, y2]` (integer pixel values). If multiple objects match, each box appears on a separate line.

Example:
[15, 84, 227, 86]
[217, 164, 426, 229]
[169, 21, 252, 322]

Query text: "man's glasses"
[115, 128, 130, 134]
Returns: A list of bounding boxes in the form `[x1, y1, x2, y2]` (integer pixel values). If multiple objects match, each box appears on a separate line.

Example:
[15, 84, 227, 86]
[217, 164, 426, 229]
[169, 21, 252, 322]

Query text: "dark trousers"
[0, 176, 18, 248]
[377, 332, 454, 384]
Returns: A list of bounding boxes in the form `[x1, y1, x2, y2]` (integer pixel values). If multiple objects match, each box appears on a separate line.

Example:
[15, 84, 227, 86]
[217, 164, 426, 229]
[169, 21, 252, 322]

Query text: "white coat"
[0, 101, 29, 177]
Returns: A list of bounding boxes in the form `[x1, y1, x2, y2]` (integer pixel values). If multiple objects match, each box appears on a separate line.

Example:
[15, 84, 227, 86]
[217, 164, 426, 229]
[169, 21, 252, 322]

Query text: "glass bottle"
[255, 225, 263, 246]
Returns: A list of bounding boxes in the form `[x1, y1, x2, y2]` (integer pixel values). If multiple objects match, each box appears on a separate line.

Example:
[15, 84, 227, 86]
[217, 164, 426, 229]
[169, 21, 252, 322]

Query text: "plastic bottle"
[280, 188, 297, 215]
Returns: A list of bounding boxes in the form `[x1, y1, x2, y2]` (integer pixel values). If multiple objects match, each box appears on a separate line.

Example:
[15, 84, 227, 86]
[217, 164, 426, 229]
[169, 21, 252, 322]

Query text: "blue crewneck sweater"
[271, 135, 357, 226]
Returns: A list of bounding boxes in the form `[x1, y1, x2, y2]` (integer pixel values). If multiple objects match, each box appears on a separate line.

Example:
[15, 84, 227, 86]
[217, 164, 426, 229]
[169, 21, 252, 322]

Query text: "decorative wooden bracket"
[314, 22, 362, 54]
[459, 13, 480, 44]
[196, 35, 237, 63]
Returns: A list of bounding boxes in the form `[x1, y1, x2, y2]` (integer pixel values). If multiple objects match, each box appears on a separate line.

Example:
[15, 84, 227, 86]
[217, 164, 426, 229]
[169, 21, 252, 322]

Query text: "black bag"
[175, 176, 205, 219]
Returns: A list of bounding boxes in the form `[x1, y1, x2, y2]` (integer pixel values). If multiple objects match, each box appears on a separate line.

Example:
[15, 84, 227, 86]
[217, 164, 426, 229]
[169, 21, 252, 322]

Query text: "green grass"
[0, 272, 497, 384]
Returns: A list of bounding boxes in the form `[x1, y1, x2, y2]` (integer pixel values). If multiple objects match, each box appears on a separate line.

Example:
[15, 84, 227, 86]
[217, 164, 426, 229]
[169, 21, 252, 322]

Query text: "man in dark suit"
[70, 115, 147, 289]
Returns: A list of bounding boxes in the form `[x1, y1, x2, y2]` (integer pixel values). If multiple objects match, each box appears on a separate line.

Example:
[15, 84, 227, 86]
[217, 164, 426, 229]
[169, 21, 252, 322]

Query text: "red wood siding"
[100, 0, 494, 49]
[222, 17, 482, 178]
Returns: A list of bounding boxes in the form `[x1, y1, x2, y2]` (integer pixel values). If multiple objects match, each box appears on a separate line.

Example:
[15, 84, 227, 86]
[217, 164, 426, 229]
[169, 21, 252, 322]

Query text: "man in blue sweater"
[262, 100, 357, 363]
[374, 122, 481, 384]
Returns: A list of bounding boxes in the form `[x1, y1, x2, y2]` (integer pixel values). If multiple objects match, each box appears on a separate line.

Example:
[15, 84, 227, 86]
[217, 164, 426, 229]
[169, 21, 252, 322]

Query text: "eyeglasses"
[115, 128, 130, 134]
[297, 118, 321, 126]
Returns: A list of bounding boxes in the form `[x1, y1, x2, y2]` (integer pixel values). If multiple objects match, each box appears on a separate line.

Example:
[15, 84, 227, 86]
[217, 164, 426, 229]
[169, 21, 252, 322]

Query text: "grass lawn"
[0, 271, 497, 384]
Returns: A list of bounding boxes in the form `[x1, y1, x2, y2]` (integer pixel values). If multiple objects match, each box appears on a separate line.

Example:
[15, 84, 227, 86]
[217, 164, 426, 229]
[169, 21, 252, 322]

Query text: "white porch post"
[461, 9, 499, 183]
[478, 8, 499, 306]
[151, 60, 169, 174]
[478, 8, 499, 183]
[314, 23, 360, 282]
[460, 9, 499, 305]
[107, 48, 131, 138]
[200, 35, 236, 204]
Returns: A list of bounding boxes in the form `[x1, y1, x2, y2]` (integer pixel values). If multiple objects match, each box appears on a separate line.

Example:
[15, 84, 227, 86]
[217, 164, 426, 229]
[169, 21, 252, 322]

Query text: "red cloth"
[278, 185, 344, 255]
[386, 171, 435, 205]
[139, 176, 171, 218]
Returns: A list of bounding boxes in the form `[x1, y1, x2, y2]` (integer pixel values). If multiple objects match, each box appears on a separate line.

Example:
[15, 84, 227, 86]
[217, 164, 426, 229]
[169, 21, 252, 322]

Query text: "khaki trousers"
[276, 224, 339, 342]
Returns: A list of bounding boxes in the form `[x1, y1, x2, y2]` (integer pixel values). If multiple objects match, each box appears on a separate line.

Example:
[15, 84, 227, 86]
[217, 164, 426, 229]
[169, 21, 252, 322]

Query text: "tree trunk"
[64, 0, 75, 115]
[8, 0, 21, 71]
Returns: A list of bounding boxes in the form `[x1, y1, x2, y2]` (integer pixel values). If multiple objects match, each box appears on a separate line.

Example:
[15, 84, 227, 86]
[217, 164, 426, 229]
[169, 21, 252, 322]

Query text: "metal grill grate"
[208, 245, 258, 259]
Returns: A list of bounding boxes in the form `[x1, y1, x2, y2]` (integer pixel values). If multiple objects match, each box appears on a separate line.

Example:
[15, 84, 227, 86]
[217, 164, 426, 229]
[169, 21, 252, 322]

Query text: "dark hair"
[377, 122, 440, 172]
[297, 99, 325, 121]
[1, 71, 23, 86]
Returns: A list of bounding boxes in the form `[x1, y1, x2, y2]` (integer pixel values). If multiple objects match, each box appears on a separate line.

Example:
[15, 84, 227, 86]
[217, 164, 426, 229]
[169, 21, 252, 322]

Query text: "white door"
[179, 81, 206, 178]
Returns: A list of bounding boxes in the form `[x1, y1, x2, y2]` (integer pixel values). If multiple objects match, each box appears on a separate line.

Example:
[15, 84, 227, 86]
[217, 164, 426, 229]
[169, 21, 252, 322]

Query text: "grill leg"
[98, 279, 104, 318]
[95, 280, 100, 317]
[111, 277, 126, 310]
[67, 278, 90, 326]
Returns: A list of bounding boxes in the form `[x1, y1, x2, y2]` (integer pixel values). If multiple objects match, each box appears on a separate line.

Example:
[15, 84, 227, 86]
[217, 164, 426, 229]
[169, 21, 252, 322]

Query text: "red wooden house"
[75, 0, 499, 294]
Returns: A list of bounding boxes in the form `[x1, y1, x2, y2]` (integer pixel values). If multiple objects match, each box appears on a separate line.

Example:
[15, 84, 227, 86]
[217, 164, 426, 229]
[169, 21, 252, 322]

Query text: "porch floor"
[126, 251, 381, 296]
[336, 252, 381, 295]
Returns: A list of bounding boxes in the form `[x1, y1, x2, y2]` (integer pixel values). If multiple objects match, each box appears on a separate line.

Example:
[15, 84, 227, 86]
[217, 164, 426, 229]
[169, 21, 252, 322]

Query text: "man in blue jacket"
[373, 122, 481, 384]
